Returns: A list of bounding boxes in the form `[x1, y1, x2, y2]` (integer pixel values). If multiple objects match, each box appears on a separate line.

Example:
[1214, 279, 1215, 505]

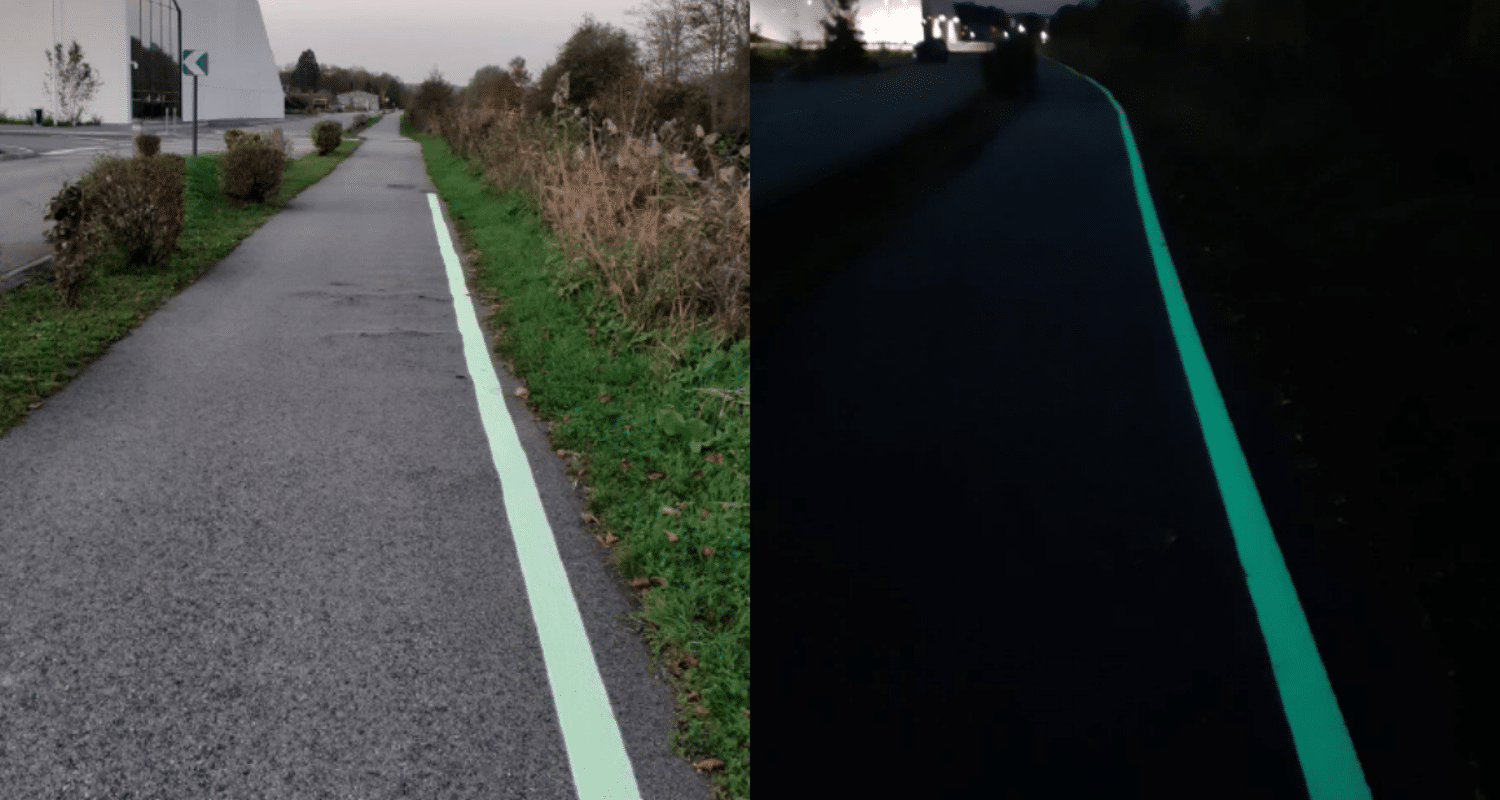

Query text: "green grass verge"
[0, 136, 365, 437]
[401, 112, 750, 800]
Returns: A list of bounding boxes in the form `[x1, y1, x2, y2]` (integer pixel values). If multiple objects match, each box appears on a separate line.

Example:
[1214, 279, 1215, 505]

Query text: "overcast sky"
[749, 0, 1214, 46]
[260, 0, 649, 90]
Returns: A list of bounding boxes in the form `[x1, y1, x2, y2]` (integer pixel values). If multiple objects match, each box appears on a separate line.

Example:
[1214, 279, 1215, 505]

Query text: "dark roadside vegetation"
[1034, 0, 1498, 795]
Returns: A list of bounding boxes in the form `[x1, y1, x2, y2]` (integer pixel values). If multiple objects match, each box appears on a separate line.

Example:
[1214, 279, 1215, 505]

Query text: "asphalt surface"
[1, 113, 376, 282]
[761, 56, 1472, 798]
[751, 52, 989, 208]
[0, 113, 712, 799]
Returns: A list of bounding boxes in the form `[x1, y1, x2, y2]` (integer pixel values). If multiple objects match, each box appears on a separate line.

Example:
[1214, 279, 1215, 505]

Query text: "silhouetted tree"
[536, 14, 642, 112]
[817, 0, 878, 75]
[292, 49, 320, 92]
[508, 56, 531, 89]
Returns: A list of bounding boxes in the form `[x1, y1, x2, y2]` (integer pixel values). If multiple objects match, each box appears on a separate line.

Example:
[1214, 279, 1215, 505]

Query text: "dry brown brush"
[430, 69, 749, 340]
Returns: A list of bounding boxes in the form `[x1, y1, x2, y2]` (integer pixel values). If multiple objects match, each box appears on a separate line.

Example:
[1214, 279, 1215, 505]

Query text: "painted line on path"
[426, 191, 643, 800]
[1045, 57, 1374, 800]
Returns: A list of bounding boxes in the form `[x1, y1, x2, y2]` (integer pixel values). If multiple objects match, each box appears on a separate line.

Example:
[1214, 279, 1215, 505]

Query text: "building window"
[128, 0, 182, 120]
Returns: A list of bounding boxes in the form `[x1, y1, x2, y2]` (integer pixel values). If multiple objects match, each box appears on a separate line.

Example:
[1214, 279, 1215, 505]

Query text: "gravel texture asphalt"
[0, 113, 713, 800]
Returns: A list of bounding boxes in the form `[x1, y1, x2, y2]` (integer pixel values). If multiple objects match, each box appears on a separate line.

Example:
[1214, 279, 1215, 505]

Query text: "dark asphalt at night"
[759, 56, 1471, 798]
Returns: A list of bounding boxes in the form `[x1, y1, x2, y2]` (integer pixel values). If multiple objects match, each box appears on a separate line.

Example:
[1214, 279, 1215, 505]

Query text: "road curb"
[0, 254, 54, 293]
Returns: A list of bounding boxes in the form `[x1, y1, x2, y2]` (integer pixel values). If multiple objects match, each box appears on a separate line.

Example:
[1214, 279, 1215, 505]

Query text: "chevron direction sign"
[181, 50, 208, 77]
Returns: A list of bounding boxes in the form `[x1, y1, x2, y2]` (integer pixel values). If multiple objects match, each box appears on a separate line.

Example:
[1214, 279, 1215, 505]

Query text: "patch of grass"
[0, 136, 364, 438]
[406, 116, 750, 800]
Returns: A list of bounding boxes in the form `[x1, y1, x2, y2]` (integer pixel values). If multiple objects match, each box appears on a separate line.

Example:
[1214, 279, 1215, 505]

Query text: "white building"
[335, 90, 379, 112]
[0, 0, 283, 125]
[749, 0, 925, 48]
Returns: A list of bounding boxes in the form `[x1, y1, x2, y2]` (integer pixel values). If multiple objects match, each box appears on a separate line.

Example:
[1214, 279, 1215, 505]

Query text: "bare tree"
[508, 56, 532, 89]
[682, 0, 750, 133]
[626, 0, 700, 83]
[42, 41, 103, 125]
[682, 0, 748, 80]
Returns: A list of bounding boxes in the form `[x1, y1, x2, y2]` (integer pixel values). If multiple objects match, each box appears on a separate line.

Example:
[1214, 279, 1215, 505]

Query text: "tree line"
[281, 0, 750, 134]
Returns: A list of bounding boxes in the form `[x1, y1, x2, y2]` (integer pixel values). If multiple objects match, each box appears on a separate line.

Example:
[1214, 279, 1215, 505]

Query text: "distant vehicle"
[913, 37, 949, 63]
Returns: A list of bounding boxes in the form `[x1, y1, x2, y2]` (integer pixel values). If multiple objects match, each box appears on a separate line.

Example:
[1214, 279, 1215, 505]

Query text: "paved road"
[751, 52, 989, 208]
[762, 56, 1473, 798]
[0, 113, 711, 800]
[1, 113, 374, 280]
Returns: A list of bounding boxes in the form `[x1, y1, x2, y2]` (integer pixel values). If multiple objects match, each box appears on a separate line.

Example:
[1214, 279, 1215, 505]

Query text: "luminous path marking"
[1045, 58, 1373, 800]
[427, 191, 644, 800]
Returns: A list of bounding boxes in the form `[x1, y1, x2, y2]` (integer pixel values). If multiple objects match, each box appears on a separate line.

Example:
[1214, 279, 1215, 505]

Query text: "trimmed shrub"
[352, 113, 367, 129]
[228, 131, 266, 151]
[218, 142, 285, 206]
[134, 132, 161, 158]
[224, 128, 246, 149]
[312, 119, 343, 155]
[76, 152, 186, 269]
[266, 127, 295, 166]
[41, 180, 99, 307]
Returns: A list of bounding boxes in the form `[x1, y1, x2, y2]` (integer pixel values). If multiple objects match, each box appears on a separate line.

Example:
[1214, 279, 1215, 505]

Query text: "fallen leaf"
[650, 576, 667, 587]
[582, 512, 599, 525]
[743, 709, 750, 719]
[680, 653, 700, 669]
[699, 509, 709, 520]
[665, 531, 680, 542]
[692, 471, 704, 479]
[693, 757, 724, 774]
[701, 546, 715, 558]
[587, 327, 597, 337]
[621, 459, 632, 472]
[28, 402, 43, 410]
[563, 414, 571, 423]
[598, 392, 612, 403]
[631, 577, 653, 590]
[645, 620, 659, 631]
[603, 533, 620, 547]
[705, 452, 724, 465]
[623, 424, 632, 430]
[515, 387, 530, 400]
[661, 506, 680, 516]
[647, 471, 666, 480]
[556, 449, 567, 457]
[686, 691, 702, 702]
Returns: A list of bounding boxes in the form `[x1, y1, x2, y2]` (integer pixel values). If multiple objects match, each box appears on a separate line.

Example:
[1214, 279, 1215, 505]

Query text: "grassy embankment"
[1039, 33, 1499, 793]
[0, 115, 380, 435]
[400, 110, 750, 800]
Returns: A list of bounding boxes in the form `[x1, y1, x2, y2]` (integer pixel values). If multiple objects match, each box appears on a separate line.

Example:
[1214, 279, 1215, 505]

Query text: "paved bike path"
[763, 56, 1471, 799]
[0, 114, 711, 799]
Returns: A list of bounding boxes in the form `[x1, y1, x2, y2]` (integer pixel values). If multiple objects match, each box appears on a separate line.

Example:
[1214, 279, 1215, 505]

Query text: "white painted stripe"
[425, 192, 643, 800]
[43, 147, 109, 155]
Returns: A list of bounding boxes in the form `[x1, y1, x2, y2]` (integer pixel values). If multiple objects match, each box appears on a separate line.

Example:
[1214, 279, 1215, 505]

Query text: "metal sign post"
[181, 49, 208, 156]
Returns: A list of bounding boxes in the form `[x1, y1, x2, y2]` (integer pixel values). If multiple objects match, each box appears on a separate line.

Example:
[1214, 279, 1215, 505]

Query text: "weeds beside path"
[404, 114, 750, 800]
